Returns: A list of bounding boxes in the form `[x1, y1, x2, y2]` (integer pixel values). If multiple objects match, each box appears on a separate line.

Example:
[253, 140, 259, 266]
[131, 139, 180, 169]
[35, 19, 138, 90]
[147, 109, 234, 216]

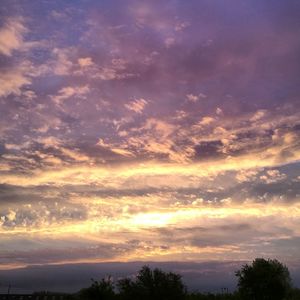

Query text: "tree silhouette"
[235, 258, 292, 300]
[117, 265, 187, 300]
[78, 277, 115, 300]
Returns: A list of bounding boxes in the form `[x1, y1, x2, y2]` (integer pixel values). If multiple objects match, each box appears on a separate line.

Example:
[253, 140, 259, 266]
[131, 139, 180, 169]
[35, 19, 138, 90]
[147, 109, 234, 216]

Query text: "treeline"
[70, 259, 300, 300]
[35, 258, 300, 300]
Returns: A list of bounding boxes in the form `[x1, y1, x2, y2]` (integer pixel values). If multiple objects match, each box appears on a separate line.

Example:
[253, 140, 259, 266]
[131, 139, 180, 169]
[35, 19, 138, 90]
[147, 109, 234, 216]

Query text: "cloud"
[78, 57, 93, 67]
[1, 146, 299, 189]
[260, 169, 287, 184]
[0, 18, 27, 56]
[194, 140, 223, 160]
[52, 48, 74, 75]
[125, 118, 195, 162]
[1, 196, 299, 268]
[97, 139, 134, 157]
[236, 169, 259, 183]
[216, 107, 223, 115]
[164, 37, 176, 48]
[0, 241, 133, 266]
[59, 148, 90, 162]
[52, 85, 90, 104]
[125, 98, 148, 113]
[250, 109, 267, 122]
[74, 56, 132, 81]
[33, 136, 90, 164]
[0, 67, 31, 97]
[186, 94, 199, 102]
[198, 116, 215, 126]
[144, 118, 175, 138]
[93, 67, 119, 80]
[175, 21, 190, 32]
[0, 0, 300, 273]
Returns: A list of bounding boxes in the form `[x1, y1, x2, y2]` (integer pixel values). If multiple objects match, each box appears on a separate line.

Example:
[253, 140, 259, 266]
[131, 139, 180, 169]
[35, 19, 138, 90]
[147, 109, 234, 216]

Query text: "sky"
[0, 0, 300, 292]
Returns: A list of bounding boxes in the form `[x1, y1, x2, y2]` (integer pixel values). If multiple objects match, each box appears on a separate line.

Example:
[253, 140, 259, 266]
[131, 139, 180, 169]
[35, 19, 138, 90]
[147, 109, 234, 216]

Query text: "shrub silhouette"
[235, 258, 292, 300]
[117, 265, 187, 300]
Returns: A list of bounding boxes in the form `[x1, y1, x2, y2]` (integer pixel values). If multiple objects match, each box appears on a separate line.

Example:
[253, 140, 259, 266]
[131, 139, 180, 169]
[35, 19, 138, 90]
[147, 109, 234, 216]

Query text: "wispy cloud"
[125, 98, 148, 113]
[78, 57, 93, 67]
[0, 18, 27, 56]
[0, 66, 31, 97]
[52, 85, 90, 104]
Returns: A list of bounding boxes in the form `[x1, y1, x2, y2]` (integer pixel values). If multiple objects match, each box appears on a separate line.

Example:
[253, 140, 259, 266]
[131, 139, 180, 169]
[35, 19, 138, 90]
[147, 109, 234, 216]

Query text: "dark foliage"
[185, 289, 300, 300]
[73, 260, 300, 300]
[117, 265, 187, 300]
[77, 277, 115, 300]
[235, 258, 292, 300]
[186, 292, 240, 300]
[290, 288, 300, 300]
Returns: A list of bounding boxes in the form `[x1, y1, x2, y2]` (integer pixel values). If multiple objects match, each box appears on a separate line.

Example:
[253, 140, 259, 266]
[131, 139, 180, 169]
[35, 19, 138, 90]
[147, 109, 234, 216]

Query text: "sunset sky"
[1, 0, 300, 291]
